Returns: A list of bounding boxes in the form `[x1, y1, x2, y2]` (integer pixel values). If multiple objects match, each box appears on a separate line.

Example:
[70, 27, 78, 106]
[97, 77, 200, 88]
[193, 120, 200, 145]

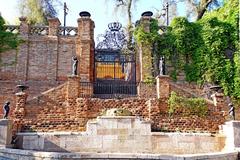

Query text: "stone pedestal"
[0, 119, 12, 148]
[156, 75, 171, 99]
[222, 121, 240, 151]
[13, 92, 28, 132]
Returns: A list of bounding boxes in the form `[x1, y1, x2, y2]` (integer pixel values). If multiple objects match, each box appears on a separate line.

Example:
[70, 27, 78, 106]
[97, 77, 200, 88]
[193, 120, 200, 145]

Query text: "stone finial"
[141, 11, 153, 17]
[19, 17, 29, 35]
[140, 11, 152, 32]
[79, 11, 91, 18]
[48, 18, 61, 36]
[19, 17, 27, 22]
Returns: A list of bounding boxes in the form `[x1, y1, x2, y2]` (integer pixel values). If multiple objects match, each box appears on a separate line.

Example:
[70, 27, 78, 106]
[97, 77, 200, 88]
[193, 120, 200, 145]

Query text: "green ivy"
[168, 92, 208, 117]
[134, 18, 160, 45]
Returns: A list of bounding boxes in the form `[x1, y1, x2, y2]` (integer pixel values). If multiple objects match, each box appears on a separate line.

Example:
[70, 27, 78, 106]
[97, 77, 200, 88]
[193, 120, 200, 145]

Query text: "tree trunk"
[196, 0, 213, 20]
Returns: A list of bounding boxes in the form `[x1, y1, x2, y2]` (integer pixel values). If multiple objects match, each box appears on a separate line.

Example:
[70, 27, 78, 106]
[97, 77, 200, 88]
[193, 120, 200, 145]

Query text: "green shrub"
[168, 91, 208, 117]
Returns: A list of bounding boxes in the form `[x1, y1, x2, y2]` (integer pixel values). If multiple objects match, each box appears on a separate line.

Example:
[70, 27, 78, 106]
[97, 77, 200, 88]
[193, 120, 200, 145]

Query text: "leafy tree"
[0, 16, 22, 65]
[106, 0, 139, 49]
[18, 0, 61, 25]
[165, 0, 223, 20]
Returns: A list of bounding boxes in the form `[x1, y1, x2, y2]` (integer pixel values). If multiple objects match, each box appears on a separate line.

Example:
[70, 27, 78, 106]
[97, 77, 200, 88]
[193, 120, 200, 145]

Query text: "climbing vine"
[133, 0, 239, 100]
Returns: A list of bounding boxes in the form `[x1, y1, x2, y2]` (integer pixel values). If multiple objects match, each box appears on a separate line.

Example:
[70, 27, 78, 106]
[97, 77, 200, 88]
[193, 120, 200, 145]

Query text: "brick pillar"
[13, 91, 28, 132]
[0, 120, 13, 148]
[67, 76, 80, 102]
[16, 17, 30, 81]
[138, 12, 153, 82]
[76, 12, 95, 82]
[211, 93, 225, 111]
[48, 18, 61, 36]
[156, 75, 171, 99]
[47, 18, 60, 80]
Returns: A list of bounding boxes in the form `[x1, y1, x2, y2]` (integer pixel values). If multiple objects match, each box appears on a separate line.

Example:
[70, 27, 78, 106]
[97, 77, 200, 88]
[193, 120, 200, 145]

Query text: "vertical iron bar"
[166, 2, 169, 26]
[63, 2, 67, 35]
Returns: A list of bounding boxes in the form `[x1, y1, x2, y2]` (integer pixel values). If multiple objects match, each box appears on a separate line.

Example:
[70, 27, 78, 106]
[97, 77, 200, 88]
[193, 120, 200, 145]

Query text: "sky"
[0, 0, 186, 40]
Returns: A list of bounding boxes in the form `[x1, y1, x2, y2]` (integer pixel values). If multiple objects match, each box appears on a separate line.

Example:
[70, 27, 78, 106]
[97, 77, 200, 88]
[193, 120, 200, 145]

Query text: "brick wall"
[0, 36, 76, 81]
[12, 83, 225, 133]
[0, 17, 77, 81]
[0, 80, 61, 118]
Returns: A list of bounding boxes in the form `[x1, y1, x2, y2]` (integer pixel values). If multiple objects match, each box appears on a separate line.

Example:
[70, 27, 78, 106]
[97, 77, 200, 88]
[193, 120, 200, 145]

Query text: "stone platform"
[16, 116, 225, 154]
[0, 147, 238, 160]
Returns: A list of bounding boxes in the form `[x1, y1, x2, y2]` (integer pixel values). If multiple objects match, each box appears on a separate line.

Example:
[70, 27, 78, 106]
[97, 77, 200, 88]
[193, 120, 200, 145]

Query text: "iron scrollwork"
[96, 22, 127, 50]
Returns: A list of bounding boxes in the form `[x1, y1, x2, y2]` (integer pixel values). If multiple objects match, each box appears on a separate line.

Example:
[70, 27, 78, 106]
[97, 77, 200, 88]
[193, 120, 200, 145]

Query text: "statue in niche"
[159, 56, 165, 75]
[72, 56, 78, 76]
[2, 101, 10, 119]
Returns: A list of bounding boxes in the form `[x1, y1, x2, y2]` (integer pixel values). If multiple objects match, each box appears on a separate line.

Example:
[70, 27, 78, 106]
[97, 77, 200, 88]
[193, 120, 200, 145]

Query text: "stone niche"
[17, 110, 225, 154]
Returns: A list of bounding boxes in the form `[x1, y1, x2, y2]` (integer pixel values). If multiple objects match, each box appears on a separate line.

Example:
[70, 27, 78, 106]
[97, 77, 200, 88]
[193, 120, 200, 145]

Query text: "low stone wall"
[16, 116, 225, 154]
[0, 147, 238, 160]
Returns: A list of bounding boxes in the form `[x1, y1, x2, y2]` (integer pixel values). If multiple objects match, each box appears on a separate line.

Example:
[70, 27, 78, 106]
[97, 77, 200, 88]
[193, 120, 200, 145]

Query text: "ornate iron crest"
[96, 22, 127, 50]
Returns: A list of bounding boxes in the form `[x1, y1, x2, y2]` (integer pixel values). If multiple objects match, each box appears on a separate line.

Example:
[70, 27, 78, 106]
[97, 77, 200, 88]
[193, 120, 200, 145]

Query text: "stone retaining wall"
[15, 95, 225, 133]
[16, 116, 225, 154]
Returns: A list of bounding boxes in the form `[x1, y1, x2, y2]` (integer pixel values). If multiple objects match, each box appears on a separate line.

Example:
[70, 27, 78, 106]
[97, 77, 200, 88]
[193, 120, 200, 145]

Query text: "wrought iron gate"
[94, 22, 137, 97]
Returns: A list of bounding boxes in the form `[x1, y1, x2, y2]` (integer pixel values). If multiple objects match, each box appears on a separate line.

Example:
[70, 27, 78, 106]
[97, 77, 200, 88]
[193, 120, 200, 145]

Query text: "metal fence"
[79, 81, 138, 99]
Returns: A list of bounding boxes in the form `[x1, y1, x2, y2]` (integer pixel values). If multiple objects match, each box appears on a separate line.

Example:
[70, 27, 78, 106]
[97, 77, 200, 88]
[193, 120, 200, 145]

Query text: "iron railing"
[4, 25, 78, 37]
[58, 26, 78, 36]
[30, 26, 49, 36]
[79, 81, 138, 99]
[5, 25, 20, 33]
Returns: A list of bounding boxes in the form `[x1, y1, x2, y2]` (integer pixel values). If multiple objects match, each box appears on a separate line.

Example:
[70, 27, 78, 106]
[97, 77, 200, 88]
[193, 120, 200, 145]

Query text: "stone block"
[222, 121, 240, 151]
[0, 119, 12, 148]
[22, 135, 44, 150]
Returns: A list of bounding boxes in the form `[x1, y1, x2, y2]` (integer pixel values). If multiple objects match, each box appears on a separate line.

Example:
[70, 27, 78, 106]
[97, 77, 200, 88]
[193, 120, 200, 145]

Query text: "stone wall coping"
[15, 92, 26, 96]
[155, 75, 170, 79]
[16, 131, 82, 136]
[151, 132, 222, 137]
[98, 116, 137, 119]
[224, 120, 239, 125]
[16, 131, 222, 137]
[0, 119, 12, 125]
[0, 147, 238, 159]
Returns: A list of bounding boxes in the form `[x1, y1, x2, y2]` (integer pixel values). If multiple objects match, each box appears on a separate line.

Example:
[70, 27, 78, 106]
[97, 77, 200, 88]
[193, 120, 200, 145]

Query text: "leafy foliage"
[168, 92, 208, 117]
[133, 0, 239, 99]
[0, 16, 22, 54]
[18, 0, 60, 25]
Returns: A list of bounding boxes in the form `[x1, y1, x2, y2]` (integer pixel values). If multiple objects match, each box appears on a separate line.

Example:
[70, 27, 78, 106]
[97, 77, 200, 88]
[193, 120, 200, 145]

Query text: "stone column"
[76, 12, 95, 82]
[138, 12, 153, 82]
[13, 91, 28, 132]
[16, 17, 30, 81]
[156, 75, 171, 99]
[47, 18, 61, 80]
[67, 75, 80, 102]
[0, 119, 13, 148]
